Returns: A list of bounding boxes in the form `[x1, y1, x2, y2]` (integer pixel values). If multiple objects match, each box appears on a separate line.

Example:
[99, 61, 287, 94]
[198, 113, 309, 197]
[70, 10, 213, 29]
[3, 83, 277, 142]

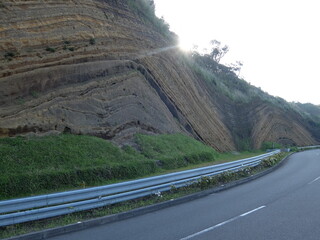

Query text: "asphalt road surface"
[50, 150, 320, 240]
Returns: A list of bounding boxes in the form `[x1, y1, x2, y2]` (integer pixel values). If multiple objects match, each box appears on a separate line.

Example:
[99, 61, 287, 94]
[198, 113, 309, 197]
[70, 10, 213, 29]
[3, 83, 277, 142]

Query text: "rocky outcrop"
[0, 0, 235, 151]
[0, 0, 318, 151]
[250, 102, 316, 148]
[202, 81, 317, 149]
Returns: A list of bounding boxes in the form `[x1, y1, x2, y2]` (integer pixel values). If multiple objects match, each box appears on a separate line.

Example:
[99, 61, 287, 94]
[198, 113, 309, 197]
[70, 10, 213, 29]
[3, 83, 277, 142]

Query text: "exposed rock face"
[199, 79, 317, 150]
[0, 0, 318, 150]
[250, 103, 316, 148]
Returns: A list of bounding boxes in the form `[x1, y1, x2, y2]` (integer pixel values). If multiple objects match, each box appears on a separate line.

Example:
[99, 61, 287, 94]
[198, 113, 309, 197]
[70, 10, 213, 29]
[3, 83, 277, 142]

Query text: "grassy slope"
[0, 134, 261, 199]
[1, 134, 156, 199]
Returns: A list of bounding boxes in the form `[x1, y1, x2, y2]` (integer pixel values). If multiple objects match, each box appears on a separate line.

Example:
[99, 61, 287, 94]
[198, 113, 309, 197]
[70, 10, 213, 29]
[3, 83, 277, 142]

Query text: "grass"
[261, 141, 283, 151]
[0, 134, 156, 199]
[135, 133, 218, 169]
[0, 134, 264, 200]
[0, 152, 287, 239]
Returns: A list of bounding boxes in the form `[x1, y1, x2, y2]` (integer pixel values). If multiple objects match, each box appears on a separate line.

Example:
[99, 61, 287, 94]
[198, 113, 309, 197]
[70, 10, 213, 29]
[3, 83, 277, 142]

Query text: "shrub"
[30, 90, 39, 98]
[46, 47, 56, 53]
[127, 0, 170, 37]
[4, 51, 16, 61]
[4, 52, 15, 58]
[89, 38, 96, 45]
[261, 142, 283, 151]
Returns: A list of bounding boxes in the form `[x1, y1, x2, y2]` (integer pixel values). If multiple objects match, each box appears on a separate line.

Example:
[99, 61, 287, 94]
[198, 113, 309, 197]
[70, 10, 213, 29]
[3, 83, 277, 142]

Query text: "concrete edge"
[7, 153, 292, 240]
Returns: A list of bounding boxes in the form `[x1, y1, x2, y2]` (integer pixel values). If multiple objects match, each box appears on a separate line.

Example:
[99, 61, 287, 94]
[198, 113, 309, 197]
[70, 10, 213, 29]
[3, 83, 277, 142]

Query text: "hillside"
[0, 0, 318, 150]
[189, 53, 320, 149]
[292, 103, 320, 123]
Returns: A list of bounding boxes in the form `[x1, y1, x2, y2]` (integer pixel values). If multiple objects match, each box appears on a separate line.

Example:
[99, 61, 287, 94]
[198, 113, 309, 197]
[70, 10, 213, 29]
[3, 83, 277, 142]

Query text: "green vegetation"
[45, 47, 56, 53]
[89, 37, 96, 45]
[135, 134, 218, 169]
[0, 152, 287, 239]
[4, 52, 15, 58]
[63, 40, 71, 50]
[63, 45, 75, 51]
[187, 45, 314, 111]
[187, 46, 320, 144]
[127, 0, 171, 37]
[0, 134, 155, 199]
[0, 134, 264, 200]
[184, 44, 320, 146]
[30, 90, 39, 98]
[186, 51, 265, 103]
[4, 51, 16, 61]
[261, 141, 283, 151]
[0, 134, 218, 199]
[16, 97, 25, 105]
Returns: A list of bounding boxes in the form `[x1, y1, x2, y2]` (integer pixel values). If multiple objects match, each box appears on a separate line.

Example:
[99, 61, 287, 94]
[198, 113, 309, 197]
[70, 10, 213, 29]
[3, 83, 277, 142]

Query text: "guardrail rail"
[298, 145, 320, 150]
[0, 150, 280, 227]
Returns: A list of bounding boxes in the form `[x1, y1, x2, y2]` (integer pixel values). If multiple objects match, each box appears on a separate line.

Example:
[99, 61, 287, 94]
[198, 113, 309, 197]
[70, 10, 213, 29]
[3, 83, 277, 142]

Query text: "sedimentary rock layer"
[0, 0, 235, 151]
[0, 0, 317, 150]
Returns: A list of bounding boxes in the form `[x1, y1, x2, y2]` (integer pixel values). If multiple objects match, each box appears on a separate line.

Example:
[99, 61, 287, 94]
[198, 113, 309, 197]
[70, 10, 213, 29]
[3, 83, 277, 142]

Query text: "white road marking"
[180, 206, 266, 240]
[308, 176, 320, 184]
[240, 206, 266, 217]
[180, 216, 241, 240]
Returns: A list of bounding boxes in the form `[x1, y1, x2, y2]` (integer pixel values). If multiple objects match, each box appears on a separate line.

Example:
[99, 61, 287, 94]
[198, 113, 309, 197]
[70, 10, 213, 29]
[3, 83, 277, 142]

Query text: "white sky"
[154, 0, 320, 105]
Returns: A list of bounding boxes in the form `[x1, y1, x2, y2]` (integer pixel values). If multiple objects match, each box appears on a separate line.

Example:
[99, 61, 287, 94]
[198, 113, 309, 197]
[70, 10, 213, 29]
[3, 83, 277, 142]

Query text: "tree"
[209, 40, 229, 63]
[228, 61, 243, 76]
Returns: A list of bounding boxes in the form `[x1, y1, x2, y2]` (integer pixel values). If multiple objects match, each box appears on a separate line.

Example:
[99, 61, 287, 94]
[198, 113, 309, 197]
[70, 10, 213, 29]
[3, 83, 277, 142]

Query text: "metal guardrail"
[298, 145, 320, 150]
[0, 150, 280, 227]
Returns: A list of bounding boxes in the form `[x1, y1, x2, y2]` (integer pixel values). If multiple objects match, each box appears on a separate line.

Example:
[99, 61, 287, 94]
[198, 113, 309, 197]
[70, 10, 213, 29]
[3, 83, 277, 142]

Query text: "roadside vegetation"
[0, 134, 259, 199]
[260, 141, 283, 151]
[0, 150, 287, 239]
[0, 133, 265, 200]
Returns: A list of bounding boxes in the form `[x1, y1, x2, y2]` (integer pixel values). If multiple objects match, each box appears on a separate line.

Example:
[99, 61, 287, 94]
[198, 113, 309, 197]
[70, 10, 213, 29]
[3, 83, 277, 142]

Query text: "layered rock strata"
[0, 0, 318, 150]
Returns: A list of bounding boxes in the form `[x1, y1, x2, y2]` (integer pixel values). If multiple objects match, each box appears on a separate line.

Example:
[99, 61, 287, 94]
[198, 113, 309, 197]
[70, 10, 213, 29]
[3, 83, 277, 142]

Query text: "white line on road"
[179, 216, 241, 240]
[308, 176, 320, 184]
[180, 206, 266, 240]
[240, 205, 266, 217]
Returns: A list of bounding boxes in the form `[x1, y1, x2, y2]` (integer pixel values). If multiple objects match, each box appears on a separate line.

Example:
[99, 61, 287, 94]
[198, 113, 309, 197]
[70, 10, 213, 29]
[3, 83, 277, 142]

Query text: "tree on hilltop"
[209, 40, 229, 63]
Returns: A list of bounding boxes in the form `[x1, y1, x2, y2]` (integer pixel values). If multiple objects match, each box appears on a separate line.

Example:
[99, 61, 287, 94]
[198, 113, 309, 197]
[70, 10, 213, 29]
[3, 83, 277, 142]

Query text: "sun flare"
[178, 42, 191, 52]
[178, 38, 194, 52]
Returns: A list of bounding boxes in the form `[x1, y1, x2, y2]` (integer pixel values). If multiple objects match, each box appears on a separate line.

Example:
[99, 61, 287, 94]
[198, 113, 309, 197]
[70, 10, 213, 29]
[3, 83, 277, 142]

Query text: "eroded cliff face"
[0, 0, 317, 151]
[0, 0, 235, 151]
[195, 69, 318, 149]
[250, 102, 316, 148]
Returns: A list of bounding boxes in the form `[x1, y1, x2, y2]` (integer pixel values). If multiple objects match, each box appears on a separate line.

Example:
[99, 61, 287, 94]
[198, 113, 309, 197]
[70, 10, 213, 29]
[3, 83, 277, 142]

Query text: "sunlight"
[179, 38, 193, 52]
[154, 0, 320, 104]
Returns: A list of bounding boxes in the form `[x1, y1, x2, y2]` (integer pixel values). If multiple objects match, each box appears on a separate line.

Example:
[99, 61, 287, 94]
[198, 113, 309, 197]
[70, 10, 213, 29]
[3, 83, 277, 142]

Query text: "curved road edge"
[8, 153, 293, 240]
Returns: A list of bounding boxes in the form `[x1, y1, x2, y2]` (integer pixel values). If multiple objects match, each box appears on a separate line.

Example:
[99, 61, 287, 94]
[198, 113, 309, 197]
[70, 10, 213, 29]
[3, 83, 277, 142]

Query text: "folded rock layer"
[0, 0, 317, 151]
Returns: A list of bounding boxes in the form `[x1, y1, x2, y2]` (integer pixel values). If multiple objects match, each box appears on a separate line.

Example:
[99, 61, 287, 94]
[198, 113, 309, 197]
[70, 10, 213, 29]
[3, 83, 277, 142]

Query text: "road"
[50, 150, 320, 240]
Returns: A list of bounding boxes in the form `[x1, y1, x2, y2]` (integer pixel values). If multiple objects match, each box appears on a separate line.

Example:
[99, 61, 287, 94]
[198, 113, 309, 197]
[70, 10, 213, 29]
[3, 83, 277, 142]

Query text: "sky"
[153, 0, 320, 105]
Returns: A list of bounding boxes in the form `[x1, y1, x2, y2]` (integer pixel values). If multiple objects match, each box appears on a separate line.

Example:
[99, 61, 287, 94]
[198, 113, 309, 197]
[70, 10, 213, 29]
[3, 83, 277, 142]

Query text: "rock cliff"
[0, 0, 318, 151]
